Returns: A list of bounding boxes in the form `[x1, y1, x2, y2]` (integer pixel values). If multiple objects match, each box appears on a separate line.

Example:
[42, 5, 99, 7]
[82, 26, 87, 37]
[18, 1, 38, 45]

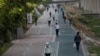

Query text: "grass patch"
[88, 44, 100, 56]
[78, 16, 100, 39]
[0, 43, 12, 56]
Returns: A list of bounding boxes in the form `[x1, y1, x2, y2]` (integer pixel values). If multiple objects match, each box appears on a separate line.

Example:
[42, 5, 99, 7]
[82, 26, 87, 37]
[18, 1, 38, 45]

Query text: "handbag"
[73, 43, 76, 48]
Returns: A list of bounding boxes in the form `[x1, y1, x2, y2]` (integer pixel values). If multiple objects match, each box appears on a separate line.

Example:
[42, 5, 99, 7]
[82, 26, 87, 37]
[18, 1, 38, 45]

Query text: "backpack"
[75, 35, 81, 42]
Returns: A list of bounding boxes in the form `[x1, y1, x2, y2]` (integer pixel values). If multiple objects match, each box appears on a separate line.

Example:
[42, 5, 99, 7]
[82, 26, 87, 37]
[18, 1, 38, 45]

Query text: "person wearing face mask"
[44, 42, 52, 56]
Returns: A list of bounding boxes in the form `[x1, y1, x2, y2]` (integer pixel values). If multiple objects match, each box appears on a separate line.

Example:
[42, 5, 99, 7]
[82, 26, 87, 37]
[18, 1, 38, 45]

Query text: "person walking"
[55, 9, 57, 13]
[55, 23, 59, 37]
[53, 16, 55, 21]
[47, 7, 49, 11]
[63, 15, 66, 23]
[48, 17, 51, 26]
[61, 7, 64, 16]
[74, 32, 81, 52]
[44, 42, 52, 56]
[34, 16, 38, 26]
[52, 4, 54, 8]
[49, 12, 52, 17]
[69, 15, 72, 25]
[57, 4, 60, 12]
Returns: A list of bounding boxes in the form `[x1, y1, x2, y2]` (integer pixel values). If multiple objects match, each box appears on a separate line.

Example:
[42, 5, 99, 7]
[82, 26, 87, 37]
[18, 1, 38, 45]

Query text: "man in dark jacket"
[49, 12, 52, 17]
[74, 32, 81, 52]
[34, 16, 38, 26]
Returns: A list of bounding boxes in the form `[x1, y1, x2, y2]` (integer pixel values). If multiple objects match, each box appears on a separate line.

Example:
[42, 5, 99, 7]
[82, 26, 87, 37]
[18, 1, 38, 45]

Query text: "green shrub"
[0, 43, 12, 56]
[88, 44, 100, 56]
[78, 15, 100, 38]
[79, 17, 90, 24]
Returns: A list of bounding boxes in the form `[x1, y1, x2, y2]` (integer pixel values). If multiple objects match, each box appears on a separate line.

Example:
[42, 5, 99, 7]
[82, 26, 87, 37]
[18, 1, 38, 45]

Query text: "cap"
[46, 42, 49, 45]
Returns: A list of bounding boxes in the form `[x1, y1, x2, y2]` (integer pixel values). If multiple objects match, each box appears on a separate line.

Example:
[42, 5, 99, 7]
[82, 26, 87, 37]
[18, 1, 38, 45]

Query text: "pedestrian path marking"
[56, 42, 60, 56]
[29, 43, 32, 47]
[52, 35, 56, 42]
[26, 47, 29, 51]
[22, 52, 26, 56]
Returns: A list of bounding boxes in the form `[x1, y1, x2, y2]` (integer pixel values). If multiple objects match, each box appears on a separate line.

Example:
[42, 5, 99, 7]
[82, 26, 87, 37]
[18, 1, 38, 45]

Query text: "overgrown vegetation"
[65, 5, 100, 39]
[0, 0, 45, 43]
[0, 43, 12, 56]
[0, 0, 47, 55]
[88, 43, 100, 56]
[78, 16, 100, 39]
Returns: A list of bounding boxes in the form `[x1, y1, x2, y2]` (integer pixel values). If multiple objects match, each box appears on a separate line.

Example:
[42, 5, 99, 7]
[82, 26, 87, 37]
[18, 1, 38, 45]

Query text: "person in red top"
[63, 15, 66, 23]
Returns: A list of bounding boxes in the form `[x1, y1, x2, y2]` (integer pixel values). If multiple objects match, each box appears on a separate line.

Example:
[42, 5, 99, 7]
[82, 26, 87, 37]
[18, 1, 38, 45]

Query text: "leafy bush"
[0, 0, 45, 43]
[88, 44, 100, 56]
[78, 17, 90, 24]
[0, 43, 12, 56]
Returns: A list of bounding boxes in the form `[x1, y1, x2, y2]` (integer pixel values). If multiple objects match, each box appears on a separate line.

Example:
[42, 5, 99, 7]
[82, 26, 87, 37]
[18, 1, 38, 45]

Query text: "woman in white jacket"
[55, 23, 59, 37]
[44, 42, 52, 56]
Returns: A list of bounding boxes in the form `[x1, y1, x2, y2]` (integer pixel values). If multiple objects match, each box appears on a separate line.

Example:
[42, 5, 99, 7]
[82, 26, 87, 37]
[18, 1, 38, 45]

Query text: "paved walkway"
[3, 4, 84, 56]
[55, 6, 84, 56]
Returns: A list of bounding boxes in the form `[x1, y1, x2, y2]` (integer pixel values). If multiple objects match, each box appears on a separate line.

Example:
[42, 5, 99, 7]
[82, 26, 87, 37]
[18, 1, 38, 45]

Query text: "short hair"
[77, 32, 80, 35]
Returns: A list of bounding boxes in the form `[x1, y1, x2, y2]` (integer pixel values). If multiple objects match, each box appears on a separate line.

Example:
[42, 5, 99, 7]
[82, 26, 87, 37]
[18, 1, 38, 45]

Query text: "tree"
[0, 0, 46, 43]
